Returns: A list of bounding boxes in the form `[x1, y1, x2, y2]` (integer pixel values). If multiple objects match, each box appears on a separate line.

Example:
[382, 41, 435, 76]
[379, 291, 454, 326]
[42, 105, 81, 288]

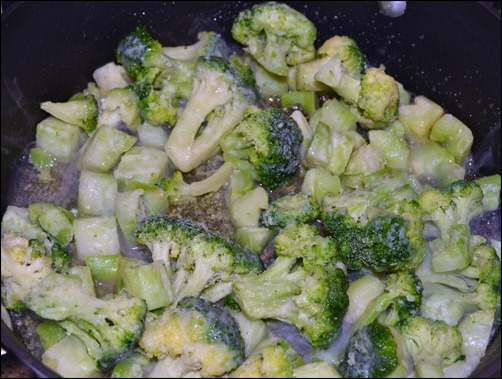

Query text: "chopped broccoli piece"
[231, 2, 316, 76]
[1, 232, 55, 311]
[337, 321, 399, 378]
[233, 223, 349, 348]
[230, 337, 305, 378]
[260, 192, 320, 228]
[135, 215, 263, 303]
[221, 106, 303, 189]
[40, 95, 98, 133]
[139, 296, 245, 377]
[28, 202, 74, 246]
[111, 351, 151, 378]
[24, 272, 147, 371]
[318, 35, 367, 79]
[162, 31, 230, 61]
[165, 55, 256, 172]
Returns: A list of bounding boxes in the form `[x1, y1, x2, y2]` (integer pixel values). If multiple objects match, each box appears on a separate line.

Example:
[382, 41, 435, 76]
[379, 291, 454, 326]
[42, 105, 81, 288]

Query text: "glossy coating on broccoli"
[24, 272, 147, 371]
[259, 192, 320, 228]
[165, 55, 256, 172]
[233, 223, 349, 348]
[232, 1, 316, 76]
[135, 215, 263, 302]
[318, 35, 367, 79]
[221, 106, 303, 189]
[139, 296, 245, 377]
[338, 321, 398, 378]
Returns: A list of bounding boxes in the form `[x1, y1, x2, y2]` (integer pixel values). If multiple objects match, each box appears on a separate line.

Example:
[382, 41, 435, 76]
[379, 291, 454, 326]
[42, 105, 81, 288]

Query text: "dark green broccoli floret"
[338, 321, 399, 378]
[116, 25, 165, 82]
[165, 55, 256, 172]
[139, 296, 245, 377]
[49, 243, 71, 273]
[259, 192, 320, 228]
[321, 182, 426, 272]
[231, 2, 316, 76]
[24, 272, 147, 371]
[135, 215, 263, 303]
[221, 106, 303, 189]
[233, 223, 349, 348]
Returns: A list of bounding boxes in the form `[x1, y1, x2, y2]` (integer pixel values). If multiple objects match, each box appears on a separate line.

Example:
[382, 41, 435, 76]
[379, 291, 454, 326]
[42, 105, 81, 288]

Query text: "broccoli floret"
[162, 31, 230, 61]
[40, 94, 98, 133]
[398, 316, 464, 377]
[233, 223, 349, 348]
[165, 55, 256, 172]
[337, 320, 399, 378]
[352, 270, 423, 331]
[139, 296, 245, 377]
[24, 272, 147, 371]
[135, 215, 264, 303]
[356, 67, 400, 128]
[230, 337, 305, 378]
[48, 243, 71, 273]
[136, 86, 178, 126]
[293, 361, 342, 378]
[116, 25, 166, 82]
[321, 180, 426, 272]
[259, 192, 320, 228]
[221, 106, 303, 189]
[158, 161, 234, 204]
[1, 232, 54, 311]
[231, 2, 316, 76]
[318, 35, 367, 79]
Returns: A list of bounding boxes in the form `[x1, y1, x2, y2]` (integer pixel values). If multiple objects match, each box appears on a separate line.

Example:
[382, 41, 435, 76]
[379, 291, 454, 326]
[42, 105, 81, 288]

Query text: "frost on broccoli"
[24, 272, 147, 371]
[233, 223, 349, 348]
[135, 215, 264, 303]
[139, 296, 245, 377]
[232, 1, 316, 76]
[221, 106, 303, 189]
[165, 55, 256, 172]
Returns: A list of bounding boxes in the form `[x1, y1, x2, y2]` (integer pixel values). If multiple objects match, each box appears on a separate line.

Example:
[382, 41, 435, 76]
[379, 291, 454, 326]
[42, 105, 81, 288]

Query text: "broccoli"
[233, 223, 349, 348]
[352, 270, 423, 331]
[24, 272, 147, 371]
[28, 202, 74, 246]
[158, 161, 234, 204]
[231, 1, 316, 76]
[1, 232, 54, 311]
[293, 361, 342, 378]
[230, 337, 305, 378]
[111, 351, 151, 378]
[259, 192, 320, 228]
[337, 320, 399, 378]
[220, 106, 303, 189]
[40, 94, 98, 133]
[135, 215, 264, 303]
[165, 55, 256, 172]
[321, 180, 426, 272]
[317, 35, 367, 78]
[162, 31, 230, 61]
[356, 67, 400, 128]
[139, 296, 245, 377]
[398, 316, 464, 377]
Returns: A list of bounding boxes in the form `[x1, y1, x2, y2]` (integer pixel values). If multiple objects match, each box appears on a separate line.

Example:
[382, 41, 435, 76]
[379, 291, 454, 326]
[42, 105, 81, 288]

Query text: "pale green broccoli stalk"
[321, 179, 426, 272]
[233, 223, 349, 348]
[221, 105, 303, 189]
[352, 270, 424, 331]
[337, 320, 399, 378]
[139, 296, 245, 377]
[28, 202, 74, 246]
[34, 116, 82, 164]
[259, 192, 320, 228]
[165, 55, 256, 172]
[41, 335, 101, 378]
[280, 90, 318, 116]
[158, 161, 234, 204]
[398, 316, 464, 377]
[135, 215, 264, 303]
[398, 95, 444, 143]
[99, 87, 141, 130]
[24, 272, 147, 371]
[230, 337, 305, 378]
[40, 94, 98, 133]
[231, 2, 316, 76]
[1, 232, 54, 311]
[474, 174, 501, 212]
[429, 114, 474, 165]
[293, 361, 342, 378]
[36, 319, 67, 351]
[111, 351, 151, 378]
